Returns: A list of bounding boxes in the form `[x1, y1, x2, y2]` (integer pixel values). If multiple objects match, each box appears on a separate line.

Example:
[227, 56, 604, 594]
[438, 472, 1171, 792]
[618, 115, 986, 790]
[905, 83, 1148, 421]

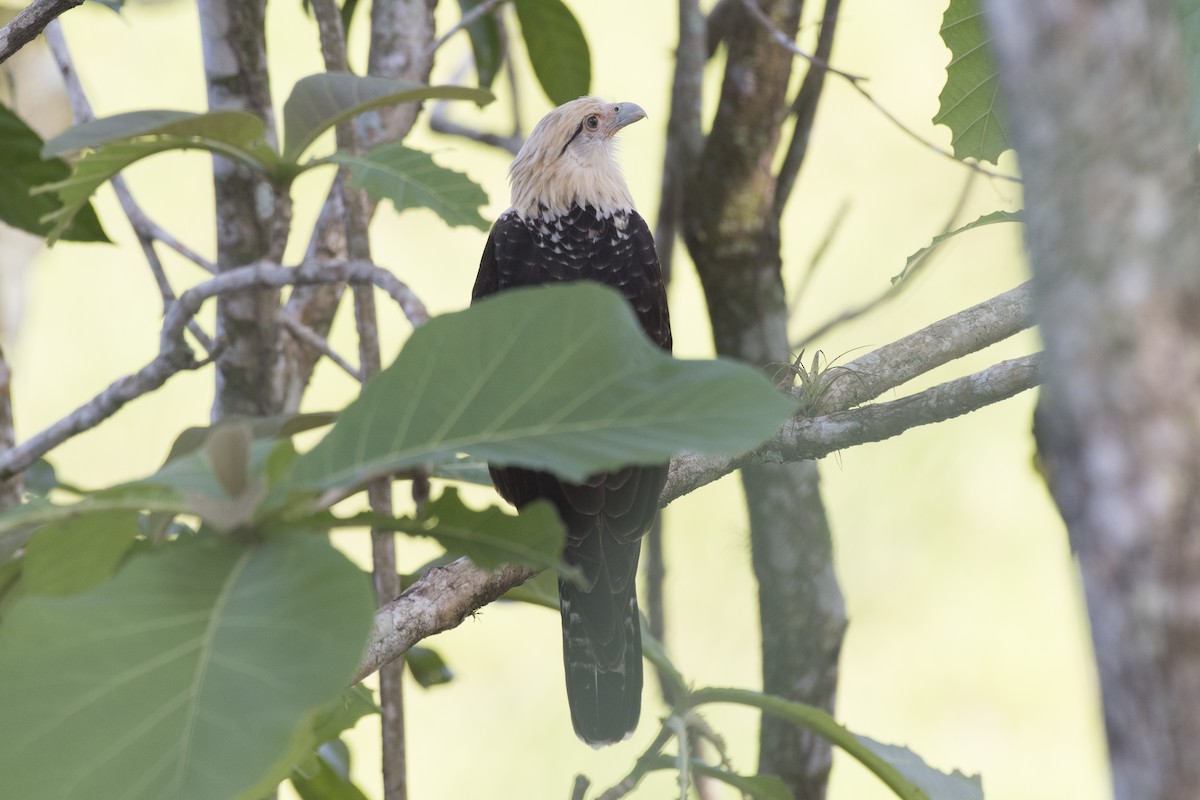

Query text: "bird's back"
[472, 202, 671, 744]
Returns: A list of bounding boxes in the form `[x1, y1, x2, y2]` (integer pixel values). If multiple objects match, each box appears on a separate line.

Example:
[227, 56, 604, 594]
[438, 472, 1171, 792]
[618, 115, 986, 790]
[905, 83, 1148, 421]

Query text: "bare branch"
[818, 281, 1033, 410]
[662, 352, 1041, 505]
[45, 23, 219, 356]
[773, 0, 842, 215]
[422, 0, 510, 61]
[355, 560, 538, 683]
[0, 0, 82, 64]
[791, 169, 981, 349]
[280, 312, 362, 382]
[0, 260, 424, 479]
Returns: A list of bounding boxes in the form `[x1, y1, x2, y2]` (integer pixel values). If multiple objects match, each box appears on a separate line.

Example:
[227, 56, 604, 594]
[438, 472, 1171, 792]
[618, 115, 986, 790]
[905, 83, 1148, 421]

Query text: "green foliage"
[894, 210, 1023, 284]
[279, 283, 798, 498]
[291, 741, 371, 800]
[318, 487, 569, 575]
[33, 75, 493, 240]
[0, 102, 108, 243]
[332, 142, 490, 230]
[406, 646, 455, 688]
[36, 111, 277, 243]
[0, 533, 374, 800]
[687, 688, 983, 800]
[457, 0, 504, 90]
[20, 509, 137, 596]
[854, 736, 985, 800]
[513, 0, 591, 105]
[933, 0, 1010, 164]
[281, 73, 493, 162]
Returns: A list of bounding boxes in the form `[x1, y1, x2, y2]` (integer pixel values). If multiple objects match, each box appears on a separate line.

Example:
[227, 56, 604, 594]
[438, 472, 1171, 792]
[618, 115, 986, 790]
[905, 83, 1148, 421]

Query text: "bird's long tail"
[558, 571, 643, 746]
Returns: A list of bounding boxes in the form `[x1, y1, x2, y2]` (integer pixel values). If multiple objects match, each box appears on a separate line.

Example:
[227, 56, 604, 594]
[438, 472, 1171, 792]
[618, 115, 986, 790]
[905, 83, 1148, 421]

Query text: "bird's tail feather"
[559, 574, 643, 746]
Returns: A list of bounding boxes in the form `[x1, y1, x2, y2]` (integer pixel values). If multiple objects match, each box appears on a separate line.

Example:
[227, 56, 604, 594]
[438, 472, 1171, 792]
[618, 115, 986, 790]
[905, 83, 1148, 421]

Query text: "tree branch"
[0, 0, 81, 64]
[312, 1, 408, 795]
[355, 561, 538, 683]
[351, 280, 1042, 684]
[0, 260, 424, 480]
[44, 22, 217, 355]
[663, 352, 1041, 504]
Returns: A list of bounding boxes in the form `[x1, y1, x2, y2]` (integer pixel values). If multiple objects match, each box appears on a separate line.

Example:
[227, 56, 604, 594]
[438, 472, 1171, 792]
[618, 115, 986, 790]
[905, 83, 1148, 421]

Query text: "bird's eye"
[585, 114, 600, 131]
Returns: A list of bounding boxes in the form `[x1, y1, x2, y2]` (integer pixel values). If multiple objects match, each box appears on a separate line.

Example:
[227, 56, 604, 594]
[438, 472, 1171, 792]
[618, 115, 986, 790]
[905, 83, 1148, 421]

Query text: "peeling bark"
[198, 0, 286, 420]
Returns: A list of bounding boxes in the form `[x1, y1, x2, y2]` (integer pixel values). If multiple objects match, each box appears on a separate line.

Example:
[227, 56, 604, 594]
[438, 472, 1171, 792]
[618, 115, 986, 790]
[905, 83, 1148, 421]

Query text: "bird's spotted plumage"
[472, 97, 671, 745]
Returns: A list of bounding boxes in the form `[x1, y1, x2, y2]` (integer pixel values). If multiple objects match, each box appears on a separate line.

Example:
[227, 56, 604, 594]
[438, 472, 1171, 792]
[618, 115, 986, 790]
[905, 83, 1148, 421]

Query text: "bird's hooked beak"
[611, 102, 647, 133]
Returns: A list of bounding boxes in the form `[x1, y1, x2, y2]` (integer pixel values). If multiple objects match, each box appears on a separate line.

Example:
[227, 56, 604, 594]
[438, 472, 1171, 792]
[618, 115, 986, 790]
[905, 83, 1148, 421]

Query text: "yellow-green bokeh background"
[10, 1, 1108, 797]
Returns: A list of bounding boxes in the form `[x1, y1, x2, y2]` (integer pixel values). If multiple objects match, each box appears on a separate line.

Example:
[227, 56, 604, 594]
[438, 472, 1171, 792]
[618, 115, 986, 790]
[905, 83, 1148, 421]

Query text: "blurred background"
[5, 0, 1107, 797]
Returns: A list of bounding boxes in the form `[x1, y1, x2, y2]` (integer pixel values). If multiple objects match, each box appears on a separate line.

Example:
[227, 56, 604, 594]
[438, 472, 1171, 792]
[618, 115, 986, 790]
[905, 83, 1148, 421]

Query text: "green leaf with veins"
[933, 0, 1010, 164]
[893, 209, 1023, 284]
[282, 73, 493, 162]
[0, 102, 108, 242]
[275, 283, 797, 502]
[35, 111, 278, 243]
[332, 143, 489, 230]
[513, 0, 591, 105]
[316, 487, 568, 574]
[457, 0, 504, 90]
[0, 533, 374, 800]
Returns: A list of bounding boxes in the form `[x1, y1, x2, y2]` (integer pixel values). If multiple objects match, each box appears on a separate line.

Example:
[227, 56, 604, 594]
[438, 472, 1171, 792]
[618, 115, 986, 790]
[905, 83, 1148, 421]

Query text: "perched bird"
[472, 97, 672, 746]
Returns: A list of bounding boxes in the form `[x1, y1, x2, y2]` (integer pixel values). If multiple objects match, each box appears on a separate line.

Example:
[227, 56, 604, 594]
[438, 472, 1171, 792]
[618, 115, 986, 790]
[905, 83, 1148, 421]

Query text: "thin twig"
[45, 20, 217, 357]
[312, 2, 406, 798]
[790, 169, 979, 349]
[429, 56, 523, 155]
[422, 0, 509, 61]
[0, 0, 82, 64]
[594, 720, 678, 800]
[280, 312, 363, 382]
[773, 0, 843, 215]
[742, 0, 1020, 184]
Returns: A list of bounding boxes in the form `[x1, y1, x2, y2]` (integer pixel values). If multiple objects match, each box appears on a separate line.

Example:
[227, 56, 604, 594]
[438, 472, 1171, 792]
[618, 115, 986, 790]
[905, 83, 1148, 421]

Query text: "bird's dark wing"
[472, 205, 671, 745]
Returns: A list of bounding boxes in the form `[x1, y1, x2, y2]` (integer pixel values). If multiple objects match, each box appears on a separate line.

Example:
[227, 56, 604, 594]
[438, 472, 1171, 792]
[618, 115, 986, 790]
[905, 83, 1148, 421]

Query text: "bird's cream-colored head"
[508, 97, 646, 219]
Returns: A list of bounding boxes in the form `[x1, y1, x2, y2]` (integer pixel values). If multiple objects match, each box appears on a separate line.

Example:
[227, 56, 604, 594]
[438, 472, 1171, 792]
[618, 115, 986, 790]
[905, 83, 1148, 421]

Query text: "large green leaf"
[20, 509, 138, 596]
[282, 73, 493, 162]
[513, 0, 591, 105]
[688, 688, 983, 800]
[276, 283, 798, 498]
[893, 209, 1022, 284]
[933, 0, 1010, 164]
[317, 487, 568, 574]
[0, 102, 108, 242]
[36, 111, 278, 244]
[457, 0, 504, 90]
[41, 110, 267, 158]
[331, 143, 489, 230]
[0, 533, 374, 800]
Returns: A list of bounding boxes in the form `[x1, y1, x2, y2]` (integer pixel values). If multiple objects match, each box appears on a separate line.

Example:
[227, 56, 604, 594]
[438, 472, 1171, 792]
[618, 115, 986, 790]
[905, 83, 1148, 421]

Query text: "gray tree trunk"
[988, 2, 1200, 798]
[681, 1, 845, 796]
[197, 0, 287, 419]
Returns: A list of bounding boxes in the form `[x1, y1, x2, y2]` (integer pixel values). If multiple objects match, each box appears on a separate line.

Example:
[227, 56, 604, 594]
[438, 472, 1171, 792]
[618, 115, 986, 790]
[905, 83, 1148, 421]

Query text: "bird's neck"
[509, 147, 635, 219]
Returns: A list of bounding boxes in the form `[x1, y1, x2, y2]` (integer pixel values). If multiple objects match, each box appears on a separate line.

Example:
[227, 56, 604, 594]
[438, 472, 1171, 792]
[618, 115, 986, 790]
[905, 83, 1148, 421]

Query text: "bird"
[471, 97, 672, 746]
